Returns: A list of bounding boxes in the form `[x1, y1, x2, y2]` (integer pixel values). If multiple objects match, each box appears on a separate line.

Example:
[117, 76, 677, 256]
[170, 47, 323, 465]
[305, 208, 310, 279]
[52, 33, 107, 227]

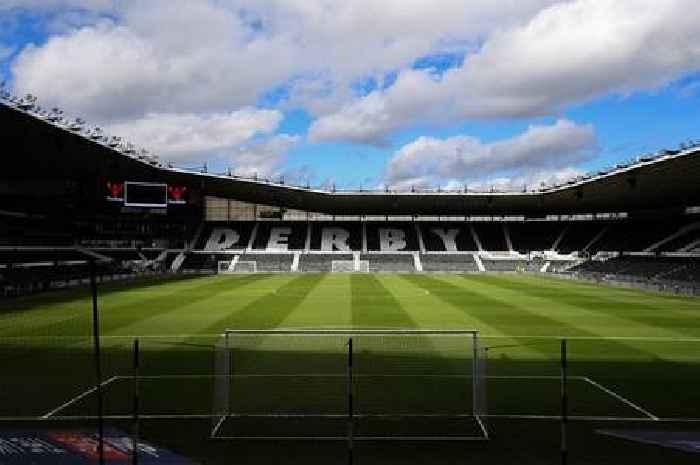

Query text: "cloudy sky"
[1, 0, 699, 190]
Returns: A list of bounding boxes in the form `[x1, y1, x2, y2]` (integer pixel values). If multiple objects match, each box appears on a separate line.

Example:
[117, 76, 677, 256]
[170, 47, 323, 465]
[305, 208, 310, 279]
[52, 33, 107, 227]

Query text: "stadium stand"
[591, 220, 687, 252]
[481, 259, 528, 272]
[570, 255, 696, 281]
[508, 222, 564, 252]
[555, 222, 605, 254]
[239, 254, 294, 272]
[360, 254, 415, 272]
[299, 254, 353, 272]
[2, 90, 700, 292]
[309, 223, 362, 251]
[419, 224, 478, 252]
[365, 222, 419, 252]
[252, 222, 307, 251]
[421, 254, 479, 272]
[473, 223, 508, 251]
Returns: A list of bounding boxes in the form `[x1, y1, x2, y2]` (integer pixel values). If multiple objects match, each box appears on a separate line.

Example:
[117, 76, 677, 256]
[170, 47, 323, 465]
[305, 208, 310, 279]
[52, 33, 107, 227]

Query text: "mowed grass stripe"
[7, 274, 273, 338]
[375, 274, 539, 359]
[350, 274, 419, 329]
[350, 273, 436, 354]
[195, 273, 326, 333]
[491, 274, 700, 337]
[103, 275, 296, 337]
[278, 274, 352, 329]
[403, 274, 654, 361]
[0, 276, 215, 337]
[463, 274, 691, 339]
[0, 276, 210, 335]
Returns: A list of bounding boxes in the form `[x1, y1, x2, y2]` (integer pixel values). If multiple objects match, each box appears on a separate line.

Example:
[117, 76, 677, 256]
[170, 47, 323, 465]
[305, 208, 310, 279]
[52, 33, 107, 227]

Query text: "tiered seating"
[571, 256, 691, 279]
[662, 261, 700, 282]
[239, 254, 293, 272]
[655, 225, 700, 252]
[0, 248, 90, 264]
[309, 222, 361, 251]
[421, 254, 478, 272]
[180, 253, 223, 272]
[508, 222, 564, 252]
[365, 222, 418, 252]
[556, 223, 603, 253]
[91, 249, 144, 261]
[419, 224, 477, 251]
[473, 223, 507, 251]
[252, 222, 307, 250]
[197, 222, 255, 250]
[592, 220, 685, 252]
[162, 251, 182, 270]
[360, 254, 414, 272]
[481, 260, 526, 272]
[299, 254, 353, 272]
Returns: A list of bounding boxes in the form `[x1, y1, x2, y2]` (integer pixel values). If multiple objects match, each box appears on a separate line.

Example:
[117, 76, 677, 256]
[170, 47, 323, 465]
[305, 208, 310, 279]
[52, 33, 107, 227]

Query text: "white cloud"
[0, 0, 114, 10]
[310, 0, 700, 144]
[104, 108, 283, 164]
[10, 0, 556, 120]
[230, 134, 300, 178]
[385, 119, 597, 189]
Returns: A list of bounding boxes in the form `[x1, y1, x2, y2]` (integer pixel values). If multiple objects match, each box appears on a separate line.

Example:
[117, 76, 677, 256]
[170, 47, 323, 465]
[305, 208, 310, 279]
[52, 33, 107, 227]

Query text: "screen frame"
[124, 181, 168, 208]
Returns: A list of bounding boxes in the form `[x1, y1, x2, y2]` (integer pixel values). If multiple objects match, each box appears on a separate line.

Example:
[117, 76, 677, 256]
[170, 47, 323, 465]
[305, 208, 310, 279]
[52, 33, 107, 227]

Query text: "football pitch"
[2, 272, 700, 464]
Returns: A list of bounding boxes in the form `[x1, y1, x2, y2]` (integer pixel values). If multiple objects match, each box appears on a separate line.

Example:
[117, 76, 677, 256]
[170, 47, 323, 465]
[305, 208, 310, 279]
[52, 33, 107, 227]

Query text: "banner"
[0, 428, 200, 464]
[597, 429, 700, 454]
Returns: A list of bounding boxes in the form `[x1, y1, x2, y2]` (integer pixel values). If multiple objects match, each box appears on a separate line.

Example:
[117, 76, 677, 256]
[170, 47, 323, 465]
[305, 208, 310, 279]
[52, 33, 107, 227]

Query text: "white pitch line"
[5, 413, 700, 423]
[112, 373, 589, 380]
[4, 334, 700, 342]
[42, 376, 120, 419]
[583, 377, 659, 420]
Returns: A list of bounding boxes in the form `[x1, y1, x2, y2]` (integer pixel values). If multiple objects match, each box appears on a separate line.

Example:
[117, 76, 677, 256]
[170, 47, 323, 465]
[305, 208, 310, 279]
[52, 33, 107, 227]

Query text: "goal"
[211, 329, 488, 441]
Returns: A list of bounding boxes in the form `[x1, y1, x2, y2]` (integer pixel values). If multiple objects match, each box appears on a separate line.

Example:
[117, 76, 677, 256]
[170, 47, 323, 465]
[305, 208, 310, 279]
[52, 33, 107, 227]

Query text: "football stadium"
[2, 88, 700, 464]
[2, 2, 700, 464]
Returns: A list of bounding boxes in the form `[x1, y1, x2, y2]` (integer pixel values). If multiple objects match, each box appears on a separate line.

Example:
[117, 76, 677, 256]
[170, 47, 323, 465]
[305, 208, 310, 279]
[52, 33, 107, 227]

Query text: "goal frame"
[211, 329, 488, 441]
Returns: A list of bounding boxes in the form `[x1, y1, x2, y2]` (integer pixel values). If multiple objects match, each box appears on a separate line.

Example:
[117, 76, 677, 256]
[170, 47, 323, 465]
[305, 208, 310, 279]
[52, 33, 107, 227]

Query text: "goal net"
[331, 260, 355, 272]
[357, 260, 369, 272]
[211, 329, 488, 441]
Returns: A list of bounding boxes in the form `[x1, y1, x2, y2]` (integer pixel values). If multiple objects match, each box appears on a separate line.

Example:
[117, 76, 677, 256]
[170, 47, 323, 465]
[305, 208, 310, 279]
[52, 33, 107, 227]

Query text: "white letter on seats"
[321, 227, 351, 251]
[204, 228, 240, 251]
[431, 228, 460, 251]
[267, 227, 292, 251]
[379, 228, 407, 251]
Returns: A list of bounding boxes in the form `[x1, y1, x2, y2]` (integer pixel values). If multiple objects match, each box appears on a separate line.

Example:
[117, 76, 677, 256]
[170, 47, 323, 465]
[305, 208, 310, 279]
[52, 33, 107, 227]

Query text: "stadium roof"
[2, 100, 699, 216]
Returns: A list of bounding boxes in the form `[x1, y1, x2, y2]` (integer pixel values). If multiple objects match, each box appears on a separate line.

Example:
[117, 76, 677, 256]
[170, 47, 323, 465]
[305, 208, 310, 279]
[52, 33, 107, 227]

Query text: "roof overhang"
[2, 102, 699, 216]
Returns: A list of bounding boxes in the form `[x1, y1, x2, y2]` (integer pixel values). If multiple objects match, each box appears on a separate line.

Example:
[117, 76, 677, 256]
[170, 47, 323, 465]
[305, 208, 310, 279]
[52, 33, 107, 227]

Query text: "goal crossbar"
[222, 329, 479, 336]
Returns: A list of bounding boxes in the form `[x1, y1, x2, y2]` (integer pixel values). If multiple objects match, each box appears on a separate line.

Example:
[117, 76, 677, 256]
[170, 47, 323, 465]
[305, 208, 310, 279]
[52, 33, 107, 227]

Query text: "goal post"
[211, 329, 488, 441]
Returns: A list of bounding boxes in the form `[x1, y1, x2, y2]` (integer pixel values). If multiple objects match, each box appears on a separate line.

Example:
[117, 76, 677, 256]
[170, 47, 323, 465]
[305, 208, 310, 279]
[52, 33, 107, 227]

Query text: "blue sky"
[1, 0, 699, 190]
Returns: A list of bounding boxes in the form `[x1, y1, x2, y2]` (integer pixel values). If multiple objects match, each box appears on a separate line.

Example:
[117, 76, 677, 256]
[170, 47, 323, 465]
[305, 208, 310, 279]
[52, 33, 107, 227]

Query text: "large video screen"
[124, 181, 168, 208]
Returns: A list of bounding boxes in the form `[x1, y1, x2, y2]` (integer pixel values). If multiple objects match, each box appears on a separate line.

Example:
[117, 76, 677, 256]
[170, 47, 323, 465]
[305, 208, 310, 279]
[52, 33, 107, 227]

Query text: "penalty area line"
[582, 376, 659, 421]
[42, 376, 120, 419]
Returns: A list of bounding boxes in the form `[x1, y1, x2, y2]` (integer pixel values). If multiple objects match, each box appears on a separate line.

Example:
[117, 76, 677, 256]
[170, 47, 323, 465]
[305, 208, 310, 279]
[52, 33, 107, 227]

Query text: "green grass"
[3, 272, 700, 464]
